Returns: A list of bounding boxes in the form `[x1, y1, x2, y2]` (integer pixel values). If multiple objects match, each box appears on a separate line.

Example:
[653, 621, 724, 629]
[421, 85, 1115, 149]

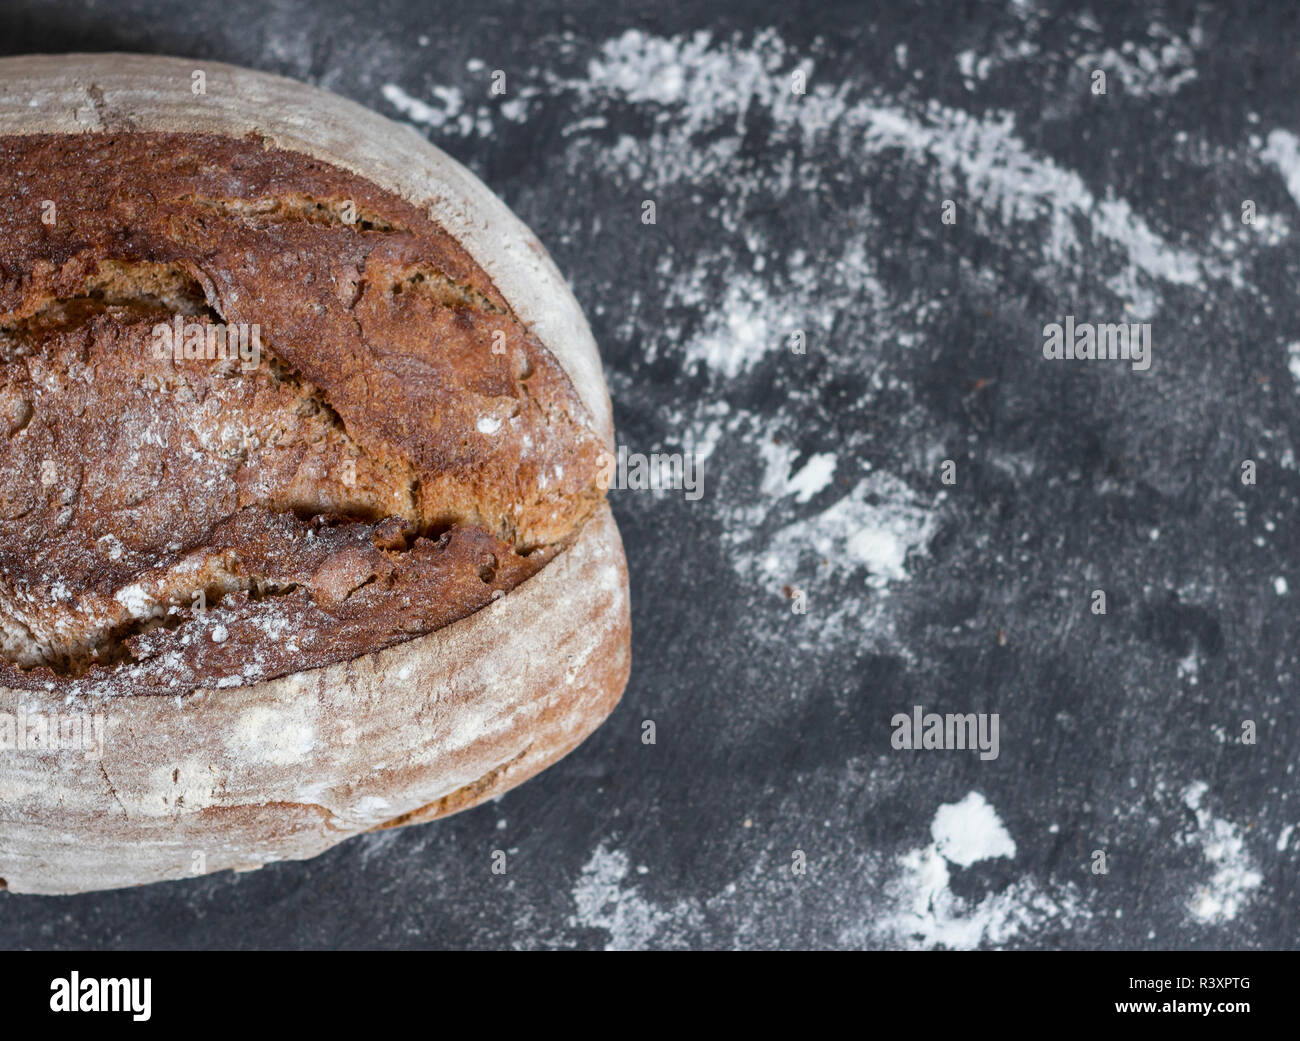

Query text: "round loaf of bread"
[0, 54, 630, 895]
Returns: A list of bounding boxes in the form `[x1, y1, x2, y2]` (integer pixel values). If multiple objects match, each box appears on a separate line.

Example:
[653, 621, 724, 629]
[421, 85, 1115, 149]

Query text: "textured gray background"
[0, 0, 1297, 949]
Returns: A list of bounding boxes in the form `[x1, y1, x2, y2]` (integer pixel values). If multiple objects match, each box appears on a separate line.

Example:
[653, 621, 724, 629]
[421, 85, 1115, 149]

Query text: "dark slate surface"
[1, 0, 1297, 950]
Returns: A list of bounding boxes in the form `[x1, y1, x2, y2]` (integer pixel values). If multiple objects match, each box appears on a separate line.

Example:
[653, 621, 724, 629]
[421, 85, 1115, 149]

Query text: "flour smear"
[860, 792, 1086, 950]
[1180, 782, 1263, 924]
[377, 23, 1291, 947]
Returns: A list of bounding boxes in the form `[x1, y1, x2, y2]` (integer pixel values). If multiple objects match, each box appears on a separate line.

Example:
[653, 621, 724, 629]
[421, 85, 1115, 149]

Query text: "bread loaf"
[0, 55, 630, 895]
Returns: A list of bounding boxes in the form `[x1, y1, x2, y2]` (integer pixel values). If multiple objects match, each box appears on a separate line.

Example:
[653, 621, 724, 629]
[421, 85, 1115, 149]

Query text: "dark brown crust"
[0, 133, 607, 695]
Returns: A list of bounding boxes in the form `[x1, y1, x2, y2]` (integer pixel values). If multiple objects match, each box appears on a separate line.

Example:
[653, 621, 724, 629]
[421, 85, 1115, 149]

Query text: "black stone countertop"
[0, 0, 1296, 950]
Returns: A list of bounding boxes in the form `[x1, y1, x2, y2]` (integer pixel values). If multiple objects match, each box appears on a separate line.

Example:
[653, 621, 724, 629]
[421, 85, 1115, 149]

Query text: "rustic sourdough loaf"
[0, 55, 630, 895]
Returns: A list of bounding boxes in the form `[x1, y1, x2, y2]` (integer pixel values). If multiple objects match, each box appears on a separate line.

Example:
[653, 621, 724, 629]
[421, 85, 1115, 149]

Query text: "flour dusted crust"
[0, 504, 627, 895]
[0, 55, 614, 447]
[0, 55, 629, 895]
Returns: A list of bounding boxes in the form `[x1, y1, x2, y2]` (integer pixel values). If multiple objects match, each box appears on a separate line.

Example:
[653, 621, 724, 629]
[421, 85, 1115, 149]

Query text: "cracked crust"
[0, 54, 614, 446]
[0, 55, 630, 894]
[0, 132, 606, 689]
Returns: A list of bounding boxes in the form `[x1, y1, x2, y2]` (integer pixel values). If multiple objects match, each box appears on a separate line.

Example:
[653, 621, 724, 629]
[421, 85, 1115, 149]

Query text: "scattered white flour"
[955, 21, 1199, 97]
[675, 399, 730, 463]
[555, 30, 1241, 322]
[575, 28, 817, 139]
[1181, 782, 1263, 924]
[680, 271, 786, 378]
[786, 453, 837, 504]
[652, 387, 940, 651]
[1078, 35, 1199, 98]
[569, 844, 703, 950]
[380, 83, 462, 127]
[1261, 130, 1300, 211]
[384, 26, 1279, 946]
[571, 794, 1085, 951]
[758, 440, 836, 503]
[854, 102, 1220, 318]
[388, 24, 1267, 344]
[380, 82, 496, 137]
[645, 395, 943, 661]
[666, 236, 891, 378]
[932, 791, 1018, 867]
[1286, 342, 1300, 389]
[741, 470, 941, 589]
[1277, 824, 1295, 852]
[865, 792, 1084, 950]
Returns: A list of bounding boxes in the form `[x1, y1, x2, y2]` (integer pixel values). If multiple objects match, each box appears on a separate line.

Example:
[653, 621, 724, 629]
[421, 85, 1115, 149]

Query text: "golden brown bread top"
[0, 132, 606, 695]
